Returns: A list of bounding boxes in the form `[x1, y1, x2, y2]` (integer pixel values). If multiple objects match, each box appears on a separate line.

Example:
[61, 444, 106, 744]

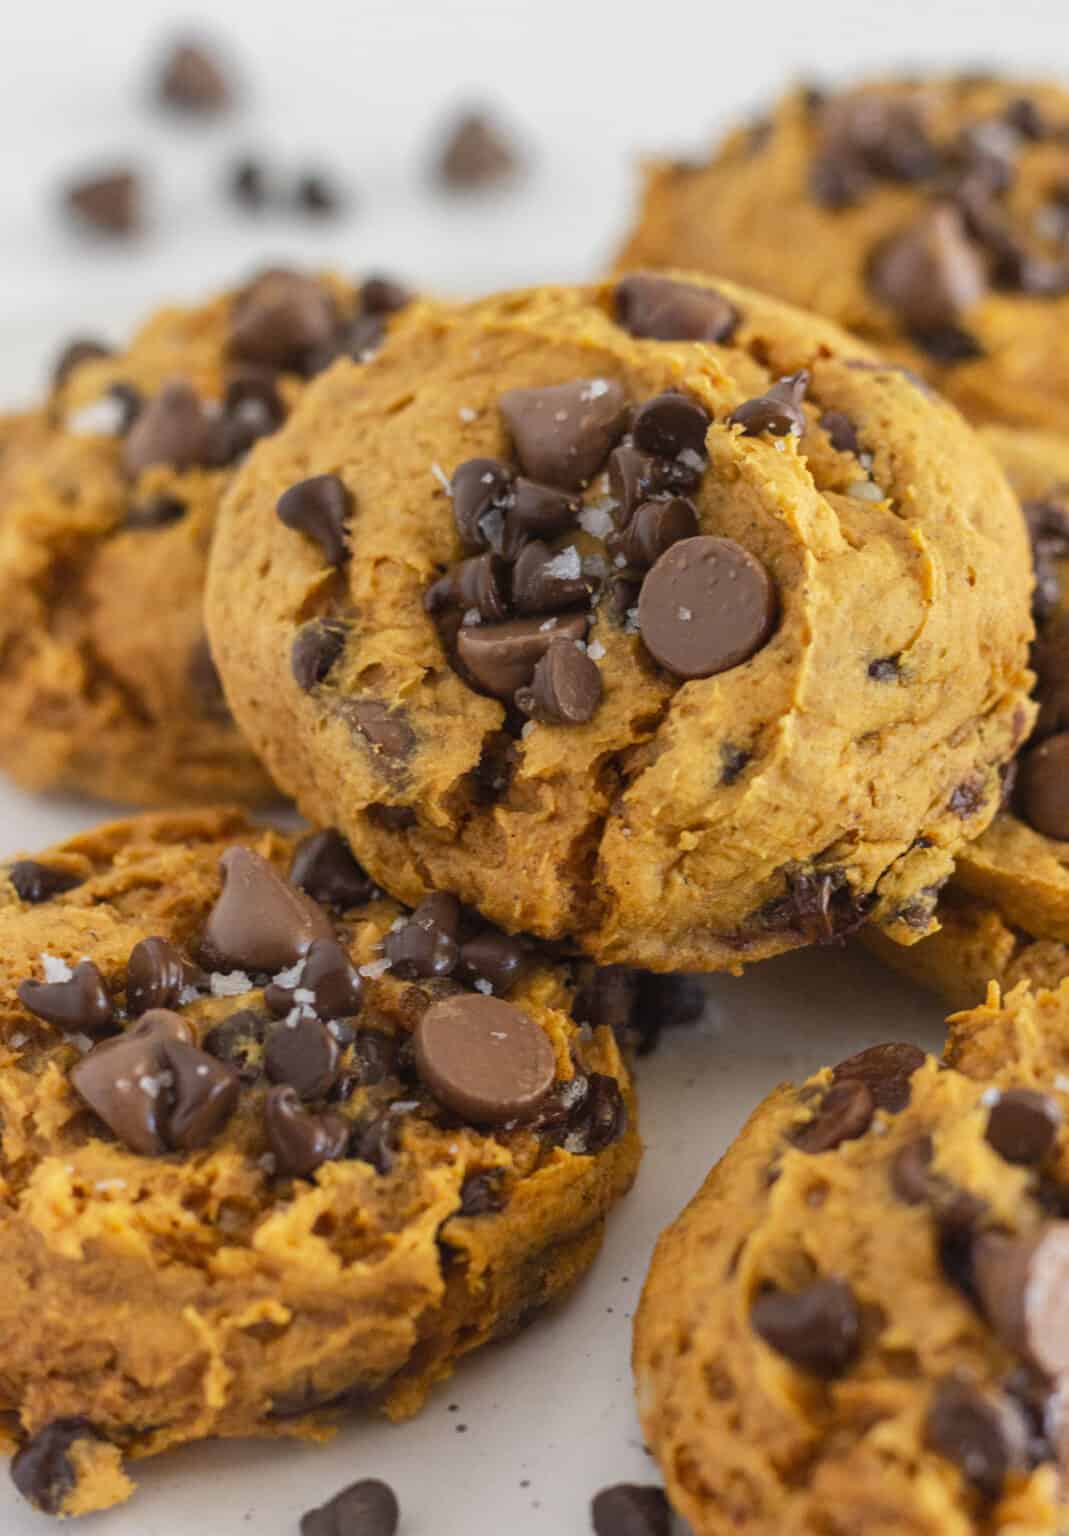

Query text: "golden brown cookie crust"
[0, 808, 638, 1516]
[207, 277, 1033, 971]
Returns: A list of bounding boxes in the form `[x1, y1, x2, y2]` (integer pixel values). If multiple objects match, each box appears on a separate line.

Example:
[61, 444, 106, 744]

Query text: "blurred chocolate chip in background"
[64, 168, 141, 237]
[156, 37, 233, 114]
[434, 108, 522, 188]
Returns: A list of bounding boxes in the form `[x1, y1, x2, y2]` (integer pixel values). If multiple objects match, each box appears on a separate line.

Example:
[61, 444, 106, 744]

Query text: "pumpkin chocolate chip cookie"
[206, 276, 1033, 971]
[617, 74, 1069, 433]
[0, 807, 637, 1517]
[635, 981, 1069, 1536]
[0, 268, 411, 805]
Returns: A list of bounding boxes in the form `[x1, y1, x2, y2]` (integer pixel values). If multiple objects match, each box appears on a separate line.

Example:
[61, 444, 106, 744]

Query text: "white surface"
[0, 0, 1058, 1529]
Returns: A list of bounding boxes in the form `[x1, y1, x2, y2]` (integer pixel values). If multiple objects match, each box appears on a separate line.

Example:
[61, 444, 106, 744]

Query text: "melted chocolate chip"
[290, 830, 375, 909]
[750, 1277, 860, 1377]
[590, 1483, 671, 1536]
[499, 379, 629, 490]
[450, 457, 515, 551]
[18, 959, 114, 1036]
[515, 636, 602, 725]
[126, 936, 205, 1016]
[613, 273, 738, 343]
[292, 619, 348, 691]
[759, 865, 872, 944]
[384, 893, 460, 979]
[277, 474, 352, 566]
[868, 656, 901, 682]
[792, 1079, 875, 1153]
[202, 1009, 268, 1081]
[458, 1169, 507, 1217]
[201, 846, 334, 972]
[609, 497, 699, 568]
[637, 536, 776, 680]
[264, 1085, 350, 1178]
[9, 860, 80, 903]
[415, 993, 556, 1124]
[339, 699, 416, 768]
[831, 1042, 926, 1114]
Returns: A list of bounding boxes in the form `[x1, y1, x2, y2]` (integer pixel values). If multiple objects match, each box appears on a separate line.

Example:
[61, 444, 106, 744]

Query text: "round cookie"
[617, 75, 1069, 432]
[0, 268, 411, 805]
[635, 983, 1069, 1536]
[207, 275, 1034, 972]
[0, 807, 637, 1517]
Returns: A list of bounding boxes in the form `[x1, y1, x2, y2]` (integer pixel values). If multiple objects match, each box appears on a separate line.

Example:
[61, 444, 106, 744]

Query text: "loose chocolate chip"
[436, 111, 518, 188]
[729, 371, 809, 437]
[515, 636, 602, 725]
[820, 409, 860, 454]
[202, 1009, 268, 1081]
[868, 205, 987, 333]
[163, 1038, 240, 1150]
[750, 1277, 860, 1377]
[18, 959, 114, 1037]
[9, 859, 80, 903]
[11, 1419, 102, 1516]
[831, 1041, 926, 1114]
[292, 619, 348, 691]
[201, 846, 334, 972]
[120, 379, 214, 479]
[277, 474, 352, 566]
[868, 656, 900, 682]
[384, 893, 461, 979]
[229, 157, 268, 210]
[637, 535, 776, 680]
[338, 699, 416, 769]
[511, 542, 591, 615]
[265, 1085, 350, 1178]
[457, 931, 529, 995]
[613, 273, 738, 344]
[70, 1009, 190, 1154]
[187, 635, 231, 721]
[590, 1483, 672, 1536]
[792, 1079, 875, 1153]
[52, 337, 113, 391]
[973, 1223, 1069, 1376]
[229, 270, 337, 372]
[66, 169, 139, 236]
[610, 497, 699, 568]
[158, 39, 231, 112]
[458, 1169, 507, 1217]
[926, 1379, 1027, 1500]
[415, 993, 556, 1124]
[265, 937, 364, 1021]
[300, 1477, 400, 1536]
[290, 830, 375, 909]
[450, 458, 515, 551]
[499, 380, 629, 491]
[456, 613, 588, 700]
[127, 936, 205, 1016]
[425, 552, 510, 620]
[1018, 734, 1069, 839]
[632, 391, 711, 461]
[126, 494, 187, 529]
[266, 1017, 341, 1101]
[295, 170, 343, 217]
[986, 1089, 1062, 1166]
[510, 478, 582, 539]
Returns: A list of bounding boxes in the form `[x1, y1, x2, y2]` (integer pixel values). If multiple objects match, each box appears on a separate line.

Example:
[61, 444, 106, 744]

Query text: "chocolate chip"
[986, 1089, 1062, 1166]
[436, 111, 519, 188]
[163, 1038, 241, 1150]
[212, 371, 285, 463]
[510, 479, 583, 539]
[868, 656, 900, 682]
[1035, 618, 1069, 735]
[18, 959, 114, 1037]
[344, 1030, 399, 1090]
[613, 273, 738, 343]
[1025, 500, 1069, 626]
[277, 475, 352, 566]
[567, 1072, 627, 1154]
[637, 535, 776, 680]
[350, 1108, 400, 1175]
[890, 1135, 984, 1229]
[750, 1277, 860, 1377]
[926, 1379, 1028, 1500]
[51, 338, 112, 391]
[127, 936, 205, 1016]
[292, 619, 348, 691]
[609, 497, 699, 568]
[1006, 97, 1048, 140]
[290, 830, 375, 909]
[1019, 734, 1069, 839]
[187, 636, 231, 721]
[973, 1223, 1069, 1375]
[10, 1419, 102, 1515]
[340, 698, 416, 769]
[809, 151, 871, 209]
[819, 409, 860, 454]
[295, 170, 343, 217]
[515, 636, 602, 725]
[229, 157, 268, 210]
[264, 1085, 350, 1178]
[512, 541, 591, 615]
[729, 371, 809, 437]
[499, 380, 629, 491]
[202, 1009, 268, 1081]
[126, 494, 187, 529]
[792, 1079, 875, 1153]
[71, 1009, 190, 1154]
[229, 271, 337, 372]
[757, 865, 872, 944]
[201, 846, 334, 972]
[590, 1483, 671, 1536]
[911, 324, 985, 363]
[415, 993, 555, 1124]
[425, 552, 510, 620]
[265, 937, 363, 1021]
[265, 1017, 341, 1101]
[384, 893, 460, 979]
[458, 1169, 507, 1217]
[949, 777, 986, 818]
[120, 379, 214, 479]
[9, 860, 80, 903]
[360, 275, 411, 315]
[718, 742, 751, 785]
[456, 613, 588, 699]
[831, 1041, 926, 1114]
[868, 205, 987, 333]
[300, 1477, 400, 1536]
[450, 458, 515, 551]
[632, 391, 710, 460]
[158, 39, 231, 112]
[457, 931, 529, 995]
[66, 169, 139, 236]
[633, 972, 705, 1055]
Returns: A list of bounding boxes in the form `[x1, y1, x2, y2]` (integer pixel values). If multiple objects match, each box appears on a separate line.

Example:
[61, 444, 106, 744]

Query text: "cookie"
[635, 982, 1069, 1536]
[617, 75, 1069, 433]
[868, 425, 1069, 1009]
[0, 268, 411, 805]
[205, 276, 1034, 972]
[0, 807, 637, 1517]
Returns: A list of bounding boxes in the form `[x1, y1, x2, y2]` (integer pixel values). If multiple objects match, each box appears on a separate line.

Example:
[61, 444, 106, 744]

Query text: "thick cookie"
[0, 808, 637, 1517]
[635, 983, 1069, 1536]
[617, 75, 1069, 432]
[0, 268, 410, 805]
[869, 426, 1069, 1008]
[206, 276, 1033, 972]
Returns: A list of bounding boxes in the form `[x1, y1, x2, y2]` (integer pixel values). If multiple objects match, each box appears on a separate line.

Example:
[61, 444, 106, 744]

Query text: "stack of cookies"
[2, 68, 1069, 1536]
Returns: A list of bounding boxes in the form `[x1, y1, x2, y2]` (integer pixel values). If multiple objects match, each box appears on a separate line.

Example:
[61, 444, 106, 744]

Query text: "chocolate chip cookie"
[0, 268, 411, 805]
[206, 276, 1033, 971]
[0, 807, 637, 1517]
[635, 982, 1069, 1536]
[617, 75, 1069, 432]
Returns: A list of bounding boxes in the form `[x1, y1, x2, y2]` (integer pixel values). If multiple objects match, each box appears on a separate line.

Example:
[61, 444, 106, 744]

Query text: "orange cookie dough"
[0, 808, 637, 1517]
[617, 75, 1069, 433]
[206, 275, 1033, 972]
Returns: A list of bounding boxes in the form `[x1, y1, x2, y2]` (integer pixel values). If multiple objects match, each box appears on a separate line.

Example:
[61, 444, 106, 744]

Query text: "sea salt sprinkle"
[458, 406, 478, 424]
[579, 502, 615, 540]
[65, 395, 126, 437]
[209, 970, 253, 997]
[587, 639, 606, 661]
[40, 953, 73, 984]
[848, 479, 885, 502]
[582, 379, 611, 401]
[431, 462, 452, 493]
[358, 957, 393, 980]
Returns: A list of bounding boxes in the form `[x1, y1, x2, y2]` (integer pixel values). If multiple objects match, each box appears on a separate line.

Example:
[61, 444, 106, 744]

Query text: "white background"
[0, 1, 1058, 1530]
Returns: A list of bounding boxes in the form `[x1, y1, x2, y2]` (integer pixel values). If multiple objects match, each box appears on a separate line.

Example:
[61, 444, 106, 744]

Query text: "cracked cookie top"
[207, 276, 1033, 971]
